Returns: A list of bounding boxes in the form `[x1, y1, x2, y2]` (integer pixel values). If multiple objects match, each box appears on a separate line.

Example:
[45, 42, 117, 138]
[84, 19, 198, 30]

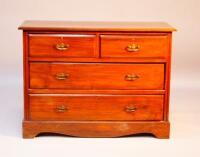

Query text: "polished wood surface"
[29, 57, 167, 62]
[19, 20, 176, 32]
[23, 121, 170, 138]
[29, 95, 164, 121]
[28, 89, 166, 95]
[29, 34, 97, 58]
[30, 63, 164, 90]
[101, 34, 169, 58]
[19, 20, 175, 138]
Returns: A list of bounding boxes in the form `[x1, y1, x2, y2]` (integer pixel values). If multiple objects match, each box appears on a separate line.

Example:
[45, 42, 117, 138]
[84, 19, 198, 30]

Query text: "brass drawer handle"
[55, 73, 69, 80]
[125, 106, 137, 112]
[55, 43, 69, 51]
[125, 74, 139, 81]
[56, 105, 68, 112]
[126, 44, 140, 52]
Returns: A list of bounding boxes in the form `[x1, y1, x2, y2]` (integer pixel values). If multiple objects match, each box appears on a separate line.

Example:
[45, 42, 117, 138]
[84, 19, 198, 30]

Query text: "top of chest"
[18, 21, 176, 32]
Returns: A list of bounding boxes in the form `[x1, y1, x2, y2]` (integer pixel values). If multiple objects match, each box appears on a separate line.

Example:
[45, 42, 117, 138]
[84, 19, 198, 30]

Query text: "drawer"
[101, 34, 169, 58]
[30, 63, 164, 90]
[29, 34, 96, 58]
[29, 95, 164, 121]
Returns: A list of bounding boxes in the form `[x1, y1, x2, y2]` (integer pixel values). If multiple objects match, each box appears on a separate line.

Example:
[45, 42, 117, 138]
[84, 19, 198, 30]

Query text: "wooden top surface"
[19, 20, 176, 32]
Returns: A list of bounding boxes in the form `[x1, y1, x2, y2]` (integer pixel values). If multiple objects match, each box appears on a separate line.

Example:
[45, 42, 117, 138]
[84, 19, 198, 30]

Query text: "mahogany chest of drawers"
[19, 21, 176, 138]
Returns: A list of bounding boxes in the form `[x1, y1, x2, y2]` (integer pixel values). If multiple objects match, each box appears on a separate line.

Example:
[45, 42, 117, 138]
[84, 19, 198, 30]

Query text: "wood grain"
[29, 94, 164, 121]
[30, 63, 165, 90]
[28, 89, 165, 95]
[28, 57, 167, 62]
[19, 21, 175, 139]
[101, 34, 169, 58]
[29, 34, 97, 58]
[23, 32, 30, 120]
[18, 21, 176, 32]
[23, 121, 170, 138]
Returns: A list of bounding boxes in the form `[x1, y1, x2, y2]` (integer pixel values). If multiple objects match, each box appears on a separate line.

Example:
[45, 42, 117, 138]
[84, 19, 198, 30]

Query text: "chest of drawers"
[19, 21, 176, 138]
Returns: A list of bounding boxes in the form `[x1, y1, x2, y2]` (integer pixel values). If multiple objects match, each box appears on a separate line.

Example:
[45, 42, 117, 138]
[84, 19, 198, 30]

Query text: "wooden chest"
[19, 21, 176, 138]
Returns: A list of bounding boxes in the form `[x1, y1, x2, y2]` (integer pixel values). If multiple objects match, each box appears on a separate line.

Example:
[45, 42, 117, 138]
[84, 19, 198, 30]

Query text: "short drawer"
[29, 34, 96, 58]
[101, 34, 169, 58]
[29, 95, 164, 121]
[30, 63, 164, 90]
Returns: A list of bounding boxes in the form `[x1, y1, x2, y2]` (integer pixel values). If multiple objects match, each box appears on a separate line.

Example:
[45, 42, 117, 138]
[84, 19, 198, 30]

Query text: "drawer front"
[30, 63, 164, 90]
[101, 34, 169, 58]
[29, 34, 96, 58]
[29, 95, 164, 121]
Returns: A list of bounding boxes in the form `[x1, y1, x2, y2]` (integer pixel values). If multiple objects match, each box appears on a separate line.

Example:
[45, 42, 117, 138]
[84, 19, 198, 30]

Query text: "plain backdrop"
[0, 0, 200, 157]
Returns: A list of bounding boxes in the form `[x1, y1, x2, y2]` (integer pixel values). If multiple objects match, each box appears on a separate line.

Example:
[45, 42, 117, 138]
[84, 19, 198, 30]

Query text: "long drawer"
[29, 95, 164, 121]
[30, 63, 165, 90]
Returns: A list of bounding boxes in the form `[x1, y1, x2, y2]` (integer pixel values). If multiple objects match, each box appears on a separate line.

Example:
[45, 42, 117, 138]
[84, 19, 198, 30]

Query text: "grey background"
[0, 0, 200, 156]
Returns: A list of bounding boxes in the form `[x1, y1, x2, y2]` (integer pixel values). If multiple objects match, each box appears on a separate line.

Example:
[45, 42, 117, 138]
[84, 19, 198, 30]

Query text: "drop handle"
[56, 105, 68, 113]
[126, 44, 140, 52]
[125, 106, 137, 112]
[125, 74, 139, 81]
[55, 43, 69, 51]
[55, 73, 69, 80]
